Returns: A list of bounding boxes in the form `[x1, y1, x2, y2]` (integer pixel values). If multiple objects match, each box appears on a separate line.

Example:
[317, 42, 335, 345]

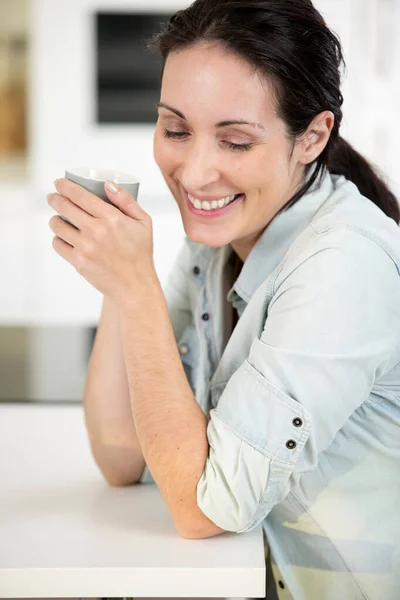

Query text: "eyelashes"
[225, 140, 253, 152]
[164, 130, 187, 140]
[163, 129, 253, 152]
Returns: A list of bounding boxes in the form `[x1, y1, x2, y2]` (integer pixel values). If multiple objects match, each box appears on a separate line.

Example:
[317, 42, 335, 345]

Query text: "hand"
[48, 178, 157, 304]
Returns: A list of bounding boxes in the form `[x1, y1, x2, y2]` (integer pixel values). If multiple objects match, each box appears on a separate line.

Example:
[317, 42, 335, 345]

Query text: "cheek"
[153, 129, 165, 170]
[153, 128, 180, 175]
[250, 144, 291, 187]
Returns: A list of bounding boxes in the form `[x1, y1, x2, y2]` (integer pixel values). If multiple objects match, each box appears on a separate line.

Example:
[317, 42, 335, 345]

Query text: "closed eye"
[225, 141, 253, 152]
[163, 129, 253, 152]
[164, 130, 188, 140]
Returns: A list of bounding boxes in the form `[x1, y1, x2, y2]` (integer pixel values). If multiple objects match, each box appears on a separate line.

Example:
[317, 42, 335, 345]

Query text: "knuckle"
[81, 239, 96, 257]
[121, 195, 133, 208]
[108, 211, 121, 228]
[75, 188, 86, 206]
[91, 223, 107, 242]
[56, 178, 66, 193]
[145, 215, 153, 231]
[74, 252, 87, 273]
[50, 215, 63, 233]
[53, 194, 67, 214]
[85, 240, 96, 255]
[55, 192, 63, 204]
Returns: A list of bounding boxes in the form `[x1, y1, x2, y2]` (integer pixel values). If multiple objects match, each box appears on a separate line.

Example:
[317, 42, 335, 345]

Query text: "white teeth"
[187, 193, 238, 211]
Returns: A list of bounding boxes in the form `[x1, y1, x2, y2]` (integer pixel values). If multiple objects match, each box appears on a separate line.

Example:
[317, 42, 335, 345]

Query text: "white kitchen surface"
[0, 404, 265, 598]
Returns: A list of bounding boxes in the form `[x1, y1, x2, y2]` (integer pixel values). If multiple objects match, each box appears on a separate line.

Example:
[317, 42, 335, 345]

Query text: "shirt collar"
[229, 170, 335, 305]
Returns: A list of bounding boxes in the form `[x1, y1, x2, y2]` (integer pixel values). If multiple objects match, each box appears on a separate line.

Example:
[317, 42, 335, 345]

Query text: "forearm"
[117, 276, 224, 538]
[84, 295, 145, 484]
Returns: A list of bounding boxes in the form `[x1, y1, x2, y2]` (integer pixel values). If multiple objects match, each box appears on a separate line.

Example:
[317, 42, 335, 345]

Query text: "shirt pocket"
[177, 324, 199, 394]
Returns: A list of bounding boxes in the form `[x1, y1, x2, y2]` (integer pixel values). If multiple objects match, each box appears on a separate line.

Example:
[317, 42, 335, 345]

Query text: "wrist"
[117, 271, 164, 313]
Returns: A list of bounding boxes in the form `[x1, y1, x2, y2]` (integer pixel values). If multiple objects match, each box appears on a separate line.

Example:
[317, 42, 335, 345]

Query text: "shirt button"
[193, 266, 201, 276]
[286, 440, 297, 450]
[293, 417, 303, 428]
[179, 344, 189, 356]
[278, 580, 285, 589]
[202, 313, 210, 322]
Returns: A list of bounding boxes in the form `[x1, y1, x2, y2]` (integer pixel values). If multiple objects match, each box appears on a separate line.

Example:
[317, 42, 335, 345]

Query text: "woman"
[47, 0, 400, 598]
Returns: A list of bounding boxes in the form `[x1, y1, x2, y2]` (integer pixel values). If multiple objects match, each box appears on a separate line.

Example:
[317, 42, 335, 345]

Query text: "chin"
[183, 224, 233, 248]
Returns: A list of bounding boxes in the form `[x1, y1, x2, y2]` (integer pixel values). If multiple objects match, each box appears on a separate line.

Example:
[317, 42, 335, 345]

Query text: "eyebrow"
[157, 102, 266, 131]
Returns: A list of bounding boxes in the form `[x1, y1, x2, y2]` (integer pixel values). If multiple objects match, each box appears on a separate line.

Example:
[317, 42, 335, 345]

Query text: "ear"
[297, 111, 335, 165]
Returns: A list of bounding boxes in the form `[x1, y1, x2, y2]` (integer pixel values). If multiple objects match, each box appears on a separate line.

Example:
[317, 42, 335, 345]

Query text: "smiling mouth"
[186, 191, 243, 211]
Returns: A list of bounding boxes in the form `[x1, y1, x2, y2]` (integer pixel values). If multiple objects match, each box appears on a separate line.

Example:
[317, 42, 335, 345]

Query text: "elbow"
[89, 439, 145, 487]
[173, 509, 226, 540]
[176, 528, 207, 540]
[94, 461, 142, 487]
[104, 473, 140, 487]
[93, 460, 142, 486]
[176, 526, 225, 540]
[97, 457, 145, 487]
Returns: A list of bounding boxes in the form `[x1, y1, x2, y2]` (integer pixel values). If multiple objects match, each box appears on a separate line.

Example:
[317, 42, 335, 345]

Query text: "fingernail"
[105, 180, 119, 193]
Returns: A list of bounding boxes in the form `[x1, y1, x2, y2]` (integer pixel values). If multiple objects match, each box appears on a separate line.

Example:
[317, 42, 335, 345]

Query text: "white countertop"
[0, 404, 265, 598]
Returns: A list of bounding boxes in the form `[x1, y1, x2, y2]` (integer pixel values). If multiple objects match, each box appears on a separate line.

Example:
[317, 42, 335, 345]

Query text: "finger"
[104, 181, 148, 222]
[54, 178, 113, 219]
[49, 215, 81, 247]
[47, 193, 93, 229]
[52, 235, 75, 265]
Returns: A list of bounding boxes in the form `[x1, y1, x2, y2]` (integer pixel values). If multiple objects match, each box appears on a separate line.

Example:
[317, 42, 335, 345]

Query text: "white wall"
[314, 0, 400, 196]
[28, 0, 400, 205]
[28, 0, 187, 206]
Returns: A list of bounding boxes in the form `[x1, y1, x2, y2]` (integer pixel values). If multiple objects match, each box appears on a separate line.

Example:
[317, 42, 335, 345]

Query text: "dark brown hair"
[149, 0, 399, 222]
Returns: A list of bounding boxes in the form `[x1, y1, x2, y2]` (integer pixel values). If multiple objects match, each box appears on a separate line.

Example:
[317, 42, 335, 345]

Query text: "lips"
[187, 191, 239, 210]
[184, 188, 244, 218]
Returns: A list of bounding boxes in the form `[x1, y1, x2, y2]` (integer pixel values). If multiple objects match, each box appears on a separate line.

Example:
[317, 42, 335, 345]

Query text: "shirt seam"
[270, 225, 319, 296]
[389, 360, 400, 372]
[309, 223, 400, 275]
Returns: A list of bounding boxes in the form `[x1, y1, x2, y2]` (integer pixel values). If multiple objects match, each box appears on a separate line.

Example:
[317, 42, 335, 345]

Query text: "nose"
[179, 139, 220, 192]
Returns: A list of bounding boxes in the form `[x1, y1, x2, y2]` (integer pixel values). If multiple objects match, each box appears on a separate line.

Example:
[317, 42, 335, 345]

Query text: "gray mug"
[61, 166, 140, 228]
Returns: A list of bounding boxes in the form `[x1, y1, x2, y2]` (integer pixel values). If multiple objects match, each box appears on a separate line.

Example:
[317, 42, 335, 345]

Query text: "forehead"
[161, 43, 276, 123]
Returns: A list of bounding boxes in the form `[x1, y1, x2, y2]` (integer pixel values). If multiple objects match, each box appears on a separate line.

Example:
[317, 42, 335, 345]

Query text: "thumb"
[104, 180, 145, 220]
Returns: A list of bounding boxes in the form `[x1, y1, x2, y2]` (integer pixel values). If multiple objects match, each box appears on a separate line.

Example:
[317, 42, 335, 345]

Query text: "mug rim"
[66, 166, 139, 184]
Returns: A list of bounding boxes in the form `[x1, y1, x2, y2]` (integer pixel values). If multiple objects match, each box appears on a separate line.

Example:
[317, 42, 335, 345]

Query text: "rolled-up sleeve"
[197, 228, 400, 532]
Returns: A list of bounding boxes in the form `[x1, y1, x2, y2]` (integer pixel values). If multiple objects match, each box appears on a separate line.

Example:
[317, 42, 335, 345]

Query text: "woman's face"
[153, 42, 305, 261]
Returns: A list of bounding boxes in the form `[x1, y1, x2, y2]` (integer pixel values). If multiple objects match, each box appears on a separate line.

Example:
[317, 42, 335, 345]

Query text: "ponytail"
[328, 137, 399, 224]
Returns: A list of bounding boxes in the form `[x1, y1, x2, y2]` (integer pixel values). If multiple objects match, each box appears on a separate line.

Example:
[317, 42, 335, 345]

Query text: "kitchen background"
[1, 0, 399, 402]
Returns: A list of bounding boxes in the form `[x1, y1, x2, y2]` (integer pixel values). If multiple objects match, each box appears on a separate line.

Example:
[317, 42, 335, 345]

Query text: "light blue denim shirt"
[144, 171, 400, 599]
